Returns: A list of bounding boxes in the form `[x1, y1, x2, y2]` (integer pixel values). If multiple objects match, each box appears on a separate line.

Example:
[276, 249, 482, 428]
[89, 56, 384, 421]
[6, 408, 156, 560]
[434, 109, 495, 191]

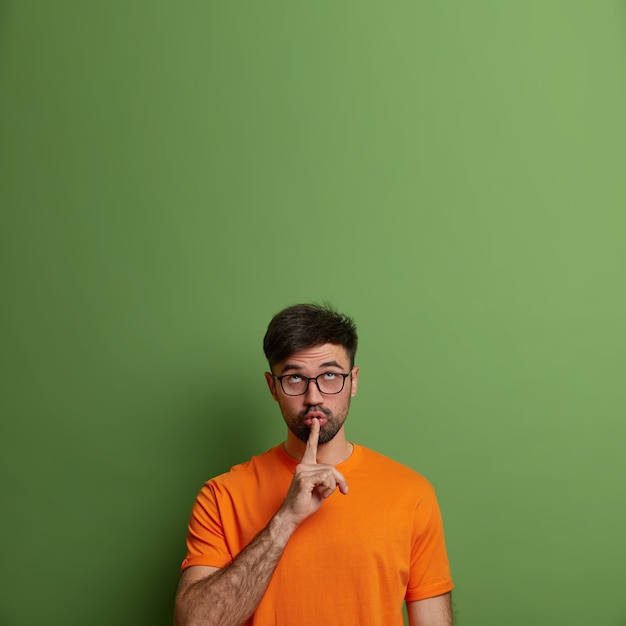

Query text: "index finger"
[301, 418, 319, 464]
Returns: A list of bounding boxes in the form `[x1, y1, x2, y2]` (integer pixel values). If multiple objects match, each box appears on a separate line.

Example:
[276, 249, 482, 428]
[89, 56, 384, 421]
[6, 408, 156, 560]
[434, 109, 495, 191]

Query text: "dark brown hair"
[263, 303, 358, 369]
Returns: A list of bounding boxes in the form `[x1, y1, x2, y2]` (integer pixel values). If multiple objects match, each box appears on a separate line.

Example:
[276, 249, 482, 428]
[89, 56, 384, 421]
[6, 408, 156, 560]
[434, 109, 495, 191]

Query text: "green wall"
[1, 2, 625, 625]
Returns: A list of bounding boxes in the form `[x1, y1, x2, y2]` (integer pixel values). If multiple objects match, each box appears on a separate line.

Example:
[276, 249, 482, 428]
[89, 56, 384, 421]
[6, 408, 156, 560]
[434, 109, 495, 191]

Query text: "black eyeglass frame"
[273, 372, 352, 396]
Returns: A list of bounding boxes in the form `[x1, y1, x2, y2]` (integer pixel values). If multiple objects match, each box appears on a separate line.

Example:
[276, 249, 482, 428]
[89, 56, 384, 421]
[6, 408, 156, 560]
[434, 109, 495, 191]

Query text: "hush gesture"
[279, 417, 349, 527]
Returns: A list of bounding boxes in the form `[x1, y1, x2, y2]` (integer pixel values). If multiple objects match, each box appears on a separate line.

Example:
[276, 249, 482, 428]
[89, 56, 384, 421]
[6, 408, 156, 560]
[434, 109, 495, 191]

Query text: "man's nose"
[304, 377, 324, 403]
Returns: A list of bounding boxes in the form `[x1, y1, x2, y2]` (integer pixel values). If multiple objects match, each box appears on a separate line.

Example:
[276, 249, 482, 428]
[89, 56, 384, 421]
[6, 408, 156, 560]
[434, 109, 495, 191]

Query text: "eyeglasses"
[273, 371, 352, 396]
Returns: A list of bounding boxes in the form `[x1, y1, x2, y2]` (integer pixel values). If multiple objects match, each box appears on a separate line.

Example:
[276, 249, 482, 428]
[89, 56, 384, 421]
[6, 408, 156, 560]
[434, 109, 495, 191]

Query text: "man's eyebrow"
[279, 363, 303, 372]
[320, 360, 345, 369]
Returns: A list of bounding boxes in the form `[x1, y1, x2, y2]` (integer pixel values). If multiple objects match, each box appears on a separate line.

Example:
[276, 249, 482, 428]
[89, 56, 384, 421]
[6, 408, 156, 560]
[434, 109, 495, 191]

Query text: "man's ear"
[265, 371, 279, 401]
[350, 366, 359, 398]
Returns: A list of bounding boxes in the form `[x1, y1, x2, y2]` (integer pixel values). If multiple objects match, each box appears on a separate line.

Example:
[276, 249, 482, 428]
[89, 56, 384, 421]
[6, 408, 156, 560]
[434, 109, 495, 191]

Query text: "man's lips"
[304, 412, 327, 427]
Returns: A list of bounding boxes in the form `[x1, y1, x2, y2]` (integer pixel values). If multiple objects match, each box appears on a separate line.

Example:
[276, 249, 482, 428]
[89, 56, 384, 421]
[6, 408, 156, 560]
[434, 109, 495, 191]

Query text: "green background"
[1, 2, 625, 625]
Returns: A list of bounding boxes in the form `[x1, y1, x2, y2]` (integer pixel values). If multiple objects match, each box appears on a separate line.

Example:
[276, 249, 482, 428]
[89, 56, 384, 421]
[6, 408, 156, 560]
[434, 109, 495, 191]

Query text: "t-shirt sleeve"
[405, 482, 454, 602]
[180, 482, 233, 571]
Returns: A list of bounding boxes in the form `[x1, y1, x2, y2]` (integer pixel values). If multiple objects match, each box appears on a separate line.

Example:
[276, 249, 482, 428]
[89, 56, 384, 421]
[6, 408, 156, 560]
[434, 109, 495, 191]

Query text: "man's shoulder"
[193, 445, 290, 521]
[206, 444, 287, 488]
[356, 444, 435, 490]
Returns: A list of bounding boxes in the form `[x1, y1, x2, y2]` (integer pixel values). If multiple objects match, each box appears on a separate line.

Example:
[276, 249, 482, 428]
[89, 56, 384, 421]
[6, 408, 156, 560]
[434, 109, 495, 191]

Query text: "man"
[175, 303, 454, 625]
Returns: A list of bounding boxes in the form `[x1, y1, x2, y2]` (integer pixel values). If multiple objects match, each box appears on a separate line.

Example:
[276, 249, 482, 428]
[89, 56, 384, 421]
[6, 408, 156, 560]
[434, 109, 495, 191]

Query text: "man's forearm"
[174, 512, 297, 626]
[407, 593, 453, 626]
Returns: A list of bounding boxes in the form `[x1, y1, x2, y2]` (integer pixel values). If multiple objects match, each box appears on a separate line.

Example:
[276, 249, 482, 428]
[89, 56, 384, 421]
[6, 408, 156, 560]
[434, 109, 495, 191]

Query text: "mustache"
[298, 406, 332, 419]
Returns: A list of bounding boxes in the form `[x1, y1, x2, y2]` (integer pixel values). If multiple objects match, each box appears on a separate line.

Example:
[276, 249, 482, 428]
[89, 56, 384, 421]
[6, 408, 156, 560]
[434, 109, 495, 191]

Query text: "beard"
[285, 401, 350, 445]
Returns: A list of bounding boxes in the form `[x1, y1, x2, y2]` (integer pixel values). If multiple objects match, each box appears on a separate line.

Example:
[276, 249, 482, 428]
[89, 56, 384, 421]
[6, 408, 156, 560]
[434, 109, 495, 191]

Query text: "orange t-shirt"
[182, 444, 453, 626]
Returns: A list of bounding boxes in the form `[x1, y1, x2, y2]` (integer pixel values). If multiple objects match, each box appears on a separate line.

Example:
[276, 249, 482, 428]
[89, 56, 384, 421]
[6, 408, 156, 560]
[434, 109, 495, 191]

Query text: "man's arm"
[407, 592, 453, 626]
[174, 511, 295, 626]
[174, 419, 348, 626]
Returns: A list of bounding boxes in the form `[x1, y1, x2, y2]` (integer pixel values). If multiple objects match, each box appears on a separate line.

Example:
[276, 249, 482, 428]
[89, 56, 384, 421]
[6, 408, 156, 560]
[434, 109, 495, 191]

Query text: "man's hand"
[278, 418, 349, 527]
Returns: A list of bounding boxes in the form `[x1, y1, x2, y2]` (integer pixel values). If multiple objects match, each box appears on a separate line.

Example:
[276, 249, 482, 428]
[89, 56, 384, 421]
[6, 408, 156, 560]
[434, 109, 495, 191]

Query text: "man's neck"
[284, 429, 353, 465]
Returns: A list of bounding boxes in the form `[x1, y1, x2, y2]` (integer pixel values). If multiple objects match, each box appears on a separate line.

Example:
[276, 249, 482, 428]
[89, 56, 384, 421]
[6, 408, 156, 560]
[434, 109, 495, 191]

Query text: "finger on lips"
[302, 417, 320, 465]
[299, 417, 349, 497]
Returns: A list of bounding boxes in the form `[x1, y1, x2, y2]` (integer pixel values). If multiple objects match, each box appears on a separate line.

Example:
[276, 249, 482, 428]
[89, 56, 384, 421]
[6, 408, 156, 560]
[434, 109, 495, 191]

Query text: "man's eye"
[322, 372, 338, 380]
[287, 375, 303, 383]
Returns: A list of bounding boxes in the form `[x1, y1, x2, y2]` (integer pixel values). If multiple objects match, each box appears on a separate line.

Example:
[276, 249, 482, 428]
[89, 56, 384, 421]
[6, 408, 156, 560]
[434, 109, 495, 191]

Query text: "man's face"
[265, 343, 359, 445]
